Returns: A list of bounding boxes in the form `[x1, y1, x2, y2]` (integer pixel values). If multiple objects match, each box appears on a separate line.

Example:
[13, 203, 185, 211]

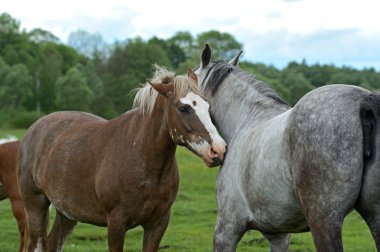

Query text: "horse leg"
[18, 168, 50, 251]
[8, 197, 26, 252]
[213, 211, 247, 252]
[293, 169, 353, 251]
[295, 180, 346, 252]
[0, 183, 7, 200]
[308, 216, 344, 252]
[354, 161, 380, 250]
[261, 232, 291, 252]
[356, 204, 380, 249]
[45, 210, 77, 252]
[295, 180, 347, 251]
[142, 211, 171, 252]
[354, 115, 380, 250]
[2, 173, 27, 251]
[107, 210, 127, 252]
[22, 193, 50, 252]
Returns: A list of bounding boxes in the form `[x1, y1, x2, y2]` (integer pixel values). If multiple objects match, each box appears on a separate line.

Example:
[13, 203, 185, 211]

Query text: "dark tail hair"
[360, 93, 380, 163]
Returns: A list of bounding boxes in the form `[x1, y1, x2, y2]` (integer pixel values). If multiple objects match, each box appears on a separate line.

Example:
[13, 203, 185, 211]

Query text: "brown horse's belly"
[48, 179, 178, 228]
[52, 197, 108, 226]
[44, 183, 108, 226]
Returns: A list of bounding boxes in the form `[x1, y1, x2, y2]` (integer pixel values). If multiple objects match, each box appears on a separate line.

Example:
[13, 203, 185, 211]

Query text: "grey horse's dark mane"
[204, 61, 288, 106]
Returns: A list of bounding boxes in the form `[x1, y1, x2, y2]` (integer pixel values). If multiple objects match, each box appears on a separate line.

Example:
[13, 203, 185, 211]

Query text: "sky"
[2, 0, 380, 70]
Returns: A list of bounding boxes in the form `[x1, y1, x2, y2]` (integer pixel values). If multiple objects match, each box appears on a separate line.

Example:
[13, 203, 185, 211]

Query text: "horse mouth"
[185, 140, 225, 167]
[202, 147, 224, 167]
[203, 156, 223, 167]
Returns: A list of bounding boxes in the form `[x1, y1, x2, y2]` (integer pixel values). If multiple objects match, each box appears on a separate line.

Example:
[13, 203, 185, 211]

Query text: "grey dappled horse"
[194, 44, 380, 252]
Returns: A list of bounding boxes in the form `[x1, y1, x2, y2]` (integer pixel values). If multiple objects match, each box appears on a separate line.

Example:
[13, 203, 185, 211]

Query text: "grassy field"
[0, 128, 376, 251]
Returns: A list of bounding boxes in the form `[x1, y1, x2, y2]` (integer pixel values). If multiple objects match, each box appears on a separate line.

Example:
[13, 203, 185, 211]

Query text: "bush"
[0, 108, 15, 127]
[9, 111, 44, 128]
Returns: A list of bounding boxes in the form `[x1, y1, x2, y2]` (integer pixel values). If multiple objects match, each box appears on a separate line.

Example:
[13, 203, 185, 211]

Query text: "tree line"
[1, 12, 379, 127]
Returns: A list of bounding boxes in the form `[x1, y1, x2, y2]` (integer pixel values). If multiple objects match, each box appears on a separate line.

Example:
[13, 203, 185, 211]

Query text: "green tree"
[240, 61, 291, 103]
[148, 37, 186, 69]
[102, 38, 171, 114]
[176, 31, 243, 73]
[68, 29, 109, 58]
[327, 66, 380, 91]
[77, 62, 105, 114]
[361, 68, 380, 90]
[168, 31, 195, 58]
[286, 60, 336, 87]
[0, 13, 20, 34]
[196, 30, 243, 60]
[31, 42, 84, 113]
[0, 13, 37, 67]
[28, 28, 59, 43]
[0, 63, 33, 110]
[37, 43, 64, 112]
[281, 69, 315, 105]
[55, 66, 94, 111]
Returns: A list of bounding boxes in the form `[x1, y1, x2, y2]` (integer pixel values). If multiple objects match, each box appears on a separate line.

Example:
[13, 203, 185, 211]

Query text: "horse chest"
[218, 116, 308, 232]
[129, 180, 178, 224]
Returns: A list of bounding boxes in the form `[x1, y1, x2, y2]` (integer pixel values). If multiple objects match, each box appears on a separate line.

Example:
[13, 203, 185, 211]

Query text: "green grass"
[0, 128, 376, 251]
[0, 128, 25, 139]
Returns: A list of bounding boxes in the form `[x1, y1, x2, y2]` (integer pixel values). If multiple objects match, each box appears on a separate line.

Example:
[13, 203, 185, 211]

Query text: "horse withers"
[18, 66, 226, 252]
[194, 44, 380, 251]
[0, 137, 26, 252]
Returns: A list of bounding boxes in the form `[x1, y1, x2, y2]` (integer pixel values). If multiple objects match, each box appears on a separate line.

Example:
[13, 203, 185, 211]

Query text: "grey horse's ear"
[201, 44, 211, 69]
[229, 51, 243, 66]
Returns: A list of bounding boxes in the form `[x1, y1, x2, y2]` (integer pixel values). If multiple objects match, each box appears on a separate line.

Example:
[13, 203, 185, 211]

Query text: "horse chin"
[202, 157, 222, 168]
[184, 141, 222, 167]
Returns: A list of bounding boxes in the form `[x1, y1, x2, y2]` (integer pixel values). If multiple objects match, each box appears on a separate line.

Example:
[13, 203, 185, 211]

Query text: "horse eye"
[178, 105, 190, 114]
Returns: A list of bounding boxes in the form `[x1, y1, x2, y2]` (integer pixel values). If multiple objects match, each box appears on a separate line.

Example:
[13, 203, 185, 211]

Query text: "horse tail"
[356, 92, 380, 244]
[360, 93, 379, 162]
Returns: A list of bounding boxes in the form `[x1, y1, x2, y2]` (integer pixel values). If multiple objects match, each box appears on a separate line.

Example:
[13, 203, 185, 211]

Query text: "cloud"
[238, 28, 380, 69]
[2, 0, 380, 70]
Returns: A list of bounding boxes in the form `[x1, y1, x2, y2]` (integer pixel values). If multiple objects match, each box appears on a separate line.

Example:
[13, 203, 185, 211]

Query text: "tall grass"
[0, 129, 376, 251]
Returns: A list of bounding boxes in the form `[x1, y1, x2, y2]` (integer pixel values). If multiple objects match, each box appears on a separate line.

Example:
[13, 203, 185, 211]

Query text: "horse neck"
[111, 98, 177, 175]
[209, 78, 290, 143]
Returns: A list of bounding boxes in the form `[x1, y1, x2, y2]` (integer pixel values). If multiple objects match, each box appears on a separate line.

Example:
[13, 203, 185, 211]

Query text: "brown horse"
[18, 66, 227, 252]
[0, 139, 26, 252]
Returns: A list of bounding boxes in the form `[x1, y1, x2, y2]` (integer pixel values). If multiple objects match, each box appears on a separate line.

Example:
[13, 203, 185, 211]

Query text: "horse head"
[149, 69, 227, 167]
[194, 44, 242, 92]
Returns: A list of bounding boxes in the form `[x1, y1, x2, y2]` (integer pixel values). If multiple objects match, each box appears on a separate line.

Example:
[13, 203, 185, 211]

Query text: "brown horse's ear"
[228, 51, 243, 66]
[201, 44, 211, 69]
[149, 81, 174, 98]
[188, 68, 198, 82]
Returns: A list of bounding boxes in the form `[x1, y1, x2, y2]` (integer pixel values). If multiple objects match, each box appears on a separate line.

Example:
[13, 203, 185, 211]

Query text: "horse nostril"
[211, 147, 218, 155]
[212, 157, 221, 163]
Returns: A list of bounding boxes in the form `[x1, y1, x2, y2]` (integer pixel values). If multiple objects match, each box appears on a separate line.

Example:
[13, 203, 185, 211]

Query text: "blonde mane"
[133, 65, 202, 115]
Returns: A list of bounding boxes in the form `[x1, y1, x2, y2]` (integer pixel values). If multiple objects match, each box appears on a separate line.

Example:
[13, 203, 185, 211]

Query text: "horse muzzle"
[202, 144, 227, 167]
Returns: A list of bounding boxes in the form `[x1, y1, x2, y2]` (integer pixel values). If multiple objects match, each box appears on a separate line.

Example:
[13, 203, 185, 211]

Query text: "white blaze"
[180, 92, 226, 151]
